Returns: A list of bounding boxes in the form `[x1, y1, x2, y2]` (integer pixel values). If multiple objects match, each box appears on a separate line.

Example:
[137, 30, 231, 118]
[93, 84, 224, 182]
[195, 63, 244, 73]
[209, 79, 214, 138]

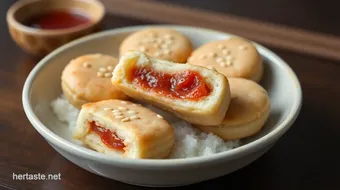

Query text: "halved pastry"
[111, 51, 231, 126]
[73, 99, 175, 159]
[195, 78, 270, 140]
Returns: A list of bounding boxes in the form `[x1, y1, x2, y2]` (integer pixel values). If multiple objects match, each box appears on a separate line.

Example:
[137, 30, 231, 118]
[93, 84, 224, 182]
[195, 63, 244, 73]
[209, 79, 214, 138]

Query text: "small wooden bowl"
[6, 0, 105, 57]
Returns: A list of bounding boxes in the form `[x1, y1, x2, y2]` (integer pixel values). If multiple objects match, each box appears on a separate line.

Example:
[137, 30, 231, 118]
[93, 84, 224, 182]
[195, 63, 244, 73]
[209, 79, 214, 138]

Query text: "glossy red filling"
[129, 66, 210, 100]
[89, 121, 125, 151]
[24, 10, 91, 30]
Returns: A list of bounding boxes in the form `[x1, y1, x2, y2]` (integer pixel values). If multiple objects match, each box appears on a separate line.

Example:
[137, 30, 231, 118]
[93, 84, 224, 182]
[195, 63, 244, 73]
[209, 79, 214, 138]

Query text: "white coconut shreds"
[50, 95, 241, 159]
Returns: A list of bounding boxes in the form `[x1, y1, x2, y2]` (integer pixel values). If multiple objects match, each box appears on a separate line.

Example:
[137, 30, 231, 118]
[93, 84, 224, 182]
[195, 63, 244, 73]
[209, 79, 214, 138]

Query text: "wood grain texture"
[1, 0, 340, 190]
[102, 0, 340, 61]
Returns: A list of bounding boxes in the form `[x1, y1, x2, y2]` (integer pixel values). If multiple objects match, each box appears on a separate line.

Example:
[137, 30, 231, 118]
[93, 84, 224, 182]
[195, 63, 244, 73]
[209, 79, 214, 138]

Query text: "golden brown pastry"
[61, 54, 129, 109]
[111, 51, 231, 126]
[195, 78, 270, 140]
[74, 99, 174, 159]
[119, 28, 193, 63]
[188, 37, 263, 82]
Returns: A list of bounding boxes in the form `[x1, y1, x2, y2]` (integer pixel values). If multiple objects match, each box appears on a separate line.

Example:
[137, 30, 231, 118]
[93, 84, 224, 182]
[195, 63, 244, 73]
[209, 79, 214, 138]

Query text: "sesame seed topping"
[199, 54, 207, 60]
[156, 114, 163, 119]
[153, 44, 160, 48]
[139, 46, 147, 52]
[132, 104, 137, 107]
[161, 44, 169, 49]
[164, 34, 174, 40]
[222, 49, 230, 55]
[215, 57, 223, 63]
[156, 38, 163, 43]
[164, 40, 173, 45]
[154, 51, 161, 57]
[208, 52, 217, 58]
[113, 112, 123, 116]
[128, 110, 138, 114]
[164, 49, 171, 55]
[120, 101, 127, 104]
[217, 44, 226, 49]
[130, 115, 140, 120]
[99, 67, 106, 72]
[239, 45, 247, 50]
[207, 66, 214, 70]
[83, 62, 91, 68]
[118, 106, 127, 111]
[220, 62, 226, 67]
[103, 108, 112, 111]
[104, 73, 112, 78]
[97, 72, 104, 77]
[226, 60, 232, 66]
[121, 117, 130, 122]
[115, 115, 124, 119]
[107, 66, 114, 71]
[226, 55, 233, 60]
[112, 109, 121, 113]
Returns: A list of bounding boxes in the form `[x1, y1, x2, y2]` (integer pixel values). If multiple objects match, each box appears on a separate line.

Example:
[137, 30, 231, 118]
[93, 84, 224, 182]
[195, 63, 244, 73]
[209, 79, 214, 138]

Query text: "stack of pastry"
[60, 27, 270, 159]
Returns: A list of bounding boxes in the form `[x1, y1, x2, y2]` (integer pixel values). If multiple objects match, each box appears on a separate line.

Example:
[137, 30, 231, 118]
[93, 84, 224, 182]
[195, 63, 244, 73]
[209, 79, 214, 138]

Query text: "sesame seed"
[121, 117, 130, 122]
[165, 40, 173, 45]
[156, 38, 163, 43]
[199, 54, 207, 60]
[217, 44, 226, 49]
[154, 51, 161, 57]
[164, 34, 174, 40]
[107, 66, 114, 71]
[207, 66, 214, 70]
[156, 114, 163, 119]
[239, 45, 247, 50]
[115, 115, 124, 119]
[132, 104, 137, 107]
[112, 109, 121, 113]
[120, 101, 127, 104]
[118, 106, 127, 111]
[161, 44, 169, 49]
[222, 49, 230, 55]
[128, 110, 138, 114]
[139, 46, 146, 52]
[226, 60, 232, 66]
[215, 57, 223, 63]
[83, 62, 91, 68]
[164, 49, 171, 55]
[99, 67, 106, 72]
[104, 73, 112, 78]
[153, 43, 160, 48]
[226, 55, 233, 61]
[208, 52, 217, 58]
[103, 108, 112, 111]
[130, 115, 140, 120]
[220, 62, 226, 67]
[113, 112, 123, 116]
[97, 72, 104, 77]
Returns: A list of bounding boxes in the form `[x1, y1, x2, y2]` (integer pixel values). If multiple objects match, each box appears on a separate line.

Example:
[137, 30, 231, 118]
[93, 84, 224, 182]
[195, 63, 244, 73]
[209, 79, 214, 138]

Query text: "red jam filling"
[129, 66, 210, 100]
[24, 10, 91, 30]
[89, 121, 125, 151]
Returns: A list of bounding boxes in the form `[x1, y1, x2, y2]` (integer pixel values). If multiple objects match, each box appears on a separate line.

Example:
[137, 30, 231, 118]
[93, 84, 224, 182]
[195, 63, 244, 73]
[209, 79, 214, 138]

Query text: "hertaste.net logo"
[12, 173, 61, 181]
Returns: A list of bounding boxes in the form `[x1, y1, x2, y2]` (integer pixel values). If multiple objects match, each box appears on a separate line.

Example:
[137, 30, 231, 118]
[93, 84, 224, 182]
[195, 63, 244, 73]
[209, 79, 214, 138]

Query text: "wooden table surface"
[1, 0, 340, 189]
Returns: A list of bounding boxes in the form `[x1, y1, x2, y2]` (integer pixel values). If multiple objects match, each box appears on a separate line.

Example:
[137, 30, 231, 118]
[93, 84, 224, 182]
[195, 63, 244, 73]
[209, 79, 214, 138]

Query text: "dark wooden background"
[1, 0, 340, 189]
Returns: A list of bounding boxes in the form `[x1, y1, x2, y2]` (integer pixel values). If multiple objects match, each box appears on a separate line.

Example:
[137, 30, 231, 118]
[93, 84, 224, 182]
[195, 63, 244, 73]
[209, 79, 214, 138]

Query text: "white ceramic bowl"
[22, 25, 302, 187]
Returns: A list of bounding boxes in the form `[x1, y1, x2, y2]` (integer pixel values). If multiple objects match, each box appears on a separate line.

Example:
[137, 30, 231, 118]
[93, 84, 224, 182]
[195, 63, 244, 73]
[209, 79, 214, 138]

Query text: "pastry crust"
[73, 99, 174, 159]
[111, 51, 231, 126]
[188, 37, 263, 83]
[61, 54, 129, 109]
[195, 78, 270, 140]
[119, 27, 193, 63]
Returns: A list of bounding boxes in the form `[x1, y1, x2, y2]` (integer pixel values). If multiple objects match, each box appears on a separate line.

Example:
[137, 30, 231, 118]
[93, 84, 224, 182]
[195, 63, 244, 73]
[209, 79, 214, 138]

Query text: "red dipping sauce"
[129, 66, 211, 100]
[24, 9, 91, 30]
[89, 121, 125, 151]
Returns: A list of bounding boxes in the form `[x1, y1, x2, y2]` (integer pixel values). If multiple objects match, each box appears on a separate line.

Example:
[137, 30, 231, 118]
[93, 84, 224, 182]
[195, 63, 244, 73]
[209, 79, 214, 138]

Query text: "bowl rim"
[6, 0, 105, 35]
[22, 24, 302, 168]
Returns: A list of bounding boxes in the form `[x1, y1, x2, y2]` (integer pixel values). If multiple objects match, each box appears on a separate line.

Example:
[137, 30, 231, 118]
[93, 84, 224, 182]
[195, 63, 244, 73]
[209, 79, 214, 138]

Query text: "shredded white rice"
[51, 95, 240, 158]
